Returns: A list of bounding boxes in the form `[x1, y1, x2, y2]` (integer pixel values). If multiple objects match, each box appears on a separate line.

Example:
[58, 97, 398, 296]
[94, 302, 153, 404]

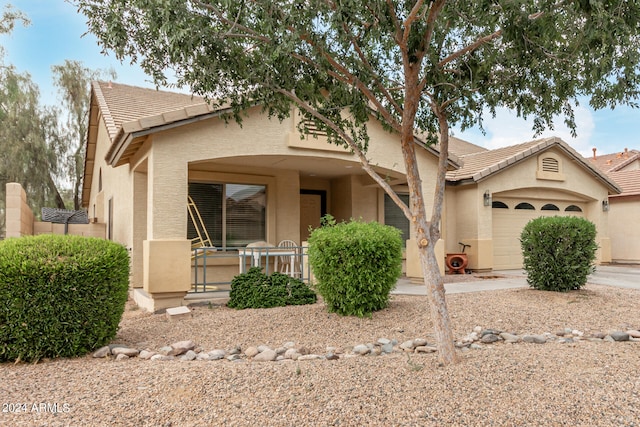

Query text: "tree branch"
[294, 33, 403, 132]
[277, 87, 412, 219]
[437, 29, 503, 69]
[195, 1, 271, 42]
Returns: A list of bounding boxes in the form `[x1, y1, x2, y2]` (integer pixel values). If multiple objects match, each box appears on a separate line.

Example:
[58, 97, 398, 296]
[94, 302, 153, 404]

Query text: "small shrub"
[308, 218, 403, 317]
[0, 235, 130, 362]
[520, 216, 597, 292]
[227, 267, 317, 309]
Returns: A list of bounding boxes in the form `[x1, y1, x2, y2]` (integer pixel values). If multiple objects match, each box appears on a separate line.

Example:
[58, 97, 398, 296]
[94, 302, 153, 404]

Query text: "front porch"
[190, 243, 313, 293]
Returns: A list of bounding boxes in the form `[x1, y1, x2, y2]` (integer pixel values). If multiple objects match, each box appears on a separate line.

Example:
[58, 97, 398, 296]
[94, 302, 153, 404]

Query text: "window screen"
[188, 182, 266, 249]
[384, 193, 410, 245]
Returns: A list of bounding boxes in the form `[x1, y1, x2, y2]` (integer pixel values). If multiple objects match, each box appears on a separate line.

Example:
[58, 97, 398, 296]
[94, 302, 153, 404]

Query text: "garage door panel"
[492, 201, 584, 270]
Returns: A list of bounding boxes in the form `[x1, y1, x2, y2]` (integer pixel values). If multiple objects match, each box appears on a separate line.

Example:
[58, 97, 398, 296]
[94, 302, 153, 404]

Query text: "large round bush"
[0, 234, 130, 362]
[520, 216, 597, 292]
[308, 218, 403, 317]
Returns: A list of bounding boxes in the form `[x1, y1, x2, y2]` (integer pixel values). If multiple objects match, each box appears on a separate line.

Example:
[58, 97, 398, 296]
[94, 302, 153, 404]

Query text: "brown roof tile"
[93, 81, 206, 140]
[436, 136, 488, 157]
[446, 137, 621, 193]
[608, 170, 640, 197]
[446, 137, 556, 181]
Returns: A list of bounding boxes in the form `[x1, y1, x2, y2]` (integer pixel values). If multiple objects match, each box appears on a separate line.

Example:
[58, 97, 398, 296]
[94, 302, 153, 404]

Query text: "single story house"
[83, 82, 622, 311]
[83, 82, 456, 311]
[442, 137, 621, 270]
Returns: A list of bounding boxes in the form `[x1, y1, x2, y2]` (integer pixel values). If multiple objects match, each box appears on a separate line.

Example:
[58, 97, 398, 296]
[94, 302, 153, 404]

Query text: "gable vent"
[541, 157, 559, 173]
[301, 119, 328, 137]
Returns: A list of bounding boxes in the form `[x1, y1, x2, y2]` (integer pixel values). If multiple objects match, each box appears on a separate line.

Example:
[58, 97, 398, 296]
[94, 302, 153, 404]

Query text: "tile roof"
[93, 81, 207, 141]
[445, 136, 621, 193]
[438, 136, 488, 157]
[608, 170, 640, 197]
[587, 148, 640, 173]
[446, 137, 555, 181]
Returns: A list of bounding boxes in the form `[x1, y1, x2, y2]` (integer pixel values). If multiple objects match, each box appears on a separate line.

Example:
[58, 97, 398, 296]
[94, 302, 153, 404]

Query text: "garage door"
[492, 201, 585, 270]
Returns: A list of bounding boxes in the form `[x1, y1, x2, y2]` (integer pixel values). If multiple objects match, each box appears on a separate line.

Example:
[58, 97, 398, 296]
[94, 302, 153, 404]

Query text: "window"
[384, 193, 410, 246]
[492, 201, 509, 209]
[541, 203, 560, 211]
[565, 205, 582, 212]
[515, 202, 535, 210]
[188, 182, 266, 249]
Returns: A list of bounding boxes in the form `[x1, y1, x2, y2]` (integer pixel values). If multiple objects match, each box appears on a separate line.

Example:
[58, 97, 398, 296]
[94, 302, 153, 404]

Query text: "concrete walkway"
[392, 264, 640, 295]
[188, 264, 639, 304]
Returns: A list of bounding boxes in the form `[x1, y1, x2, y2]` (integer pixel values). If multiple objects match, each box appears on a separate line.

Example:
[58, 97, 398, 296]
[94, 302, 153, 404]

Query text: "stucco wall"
[87, 117, 135, 248]
[609, 197, 640, 263]
[447, 147, 614, 270]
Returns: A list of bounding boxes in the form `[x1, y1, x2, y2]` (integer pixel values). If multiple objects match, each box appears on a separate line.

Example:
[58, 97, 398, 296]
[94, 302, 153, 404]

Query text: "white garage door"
[492, 201, 585, 270]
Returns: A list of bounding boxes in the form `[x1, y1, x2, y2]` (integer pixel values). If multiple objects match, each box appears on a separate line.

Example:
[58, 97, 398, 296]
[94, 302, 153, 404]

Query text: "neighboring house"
[82, 82, 455, 311]
[443, 137, 621, 270]
[588, 148, 640, 264]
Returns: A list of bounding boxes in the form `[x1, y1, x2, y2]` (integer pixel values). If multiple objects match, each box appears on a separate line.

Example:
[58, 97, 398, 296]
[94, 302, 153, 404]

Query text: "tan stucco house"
[442, 138, 621, 271]
[84, 81, 622, 311]
[83, 82, 457, 311]
[588, 148, 640, 263]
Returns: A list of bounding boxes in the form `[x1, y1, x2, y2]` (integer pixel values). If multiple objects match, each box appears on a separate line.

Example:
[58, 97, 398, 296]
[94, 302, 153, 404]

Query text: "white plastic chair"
[276, 239, 300, 277]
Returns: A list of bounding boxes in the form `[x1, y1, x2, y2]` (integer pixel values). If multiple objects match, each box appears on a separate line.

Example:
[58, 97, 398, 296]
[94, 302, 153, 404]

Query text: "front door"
[300, 190, 326, 242]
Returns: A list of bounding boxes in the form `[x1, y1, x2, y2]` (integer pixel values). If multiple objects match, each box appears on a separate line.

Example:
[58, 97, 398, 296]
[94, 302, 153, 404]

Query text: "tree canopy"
[0, 6, 111, 236]
[75, 0, 640, 365]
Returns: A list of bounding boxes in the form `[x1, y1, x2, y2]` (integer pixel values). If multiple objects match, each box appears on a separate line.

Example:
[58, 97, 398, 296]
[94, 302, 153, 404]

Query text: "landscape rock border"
[93, 327, 640, 362]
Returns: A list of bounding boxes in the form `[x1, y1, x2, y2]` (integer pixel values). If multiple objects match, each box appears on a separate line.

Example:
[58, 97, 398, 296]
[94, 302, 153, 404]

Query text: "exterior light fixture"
[602, 200, 610, 212]
[483, 190, 492, 206]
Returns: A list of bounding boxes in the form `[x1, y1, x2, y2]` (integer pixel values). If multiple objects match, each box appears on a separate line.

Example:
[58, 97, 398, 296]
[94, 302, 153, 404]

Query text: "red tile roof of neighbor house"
[445, 136, 621, 193]
[585, 148, 640, 198]
[588, 147, 640, 173]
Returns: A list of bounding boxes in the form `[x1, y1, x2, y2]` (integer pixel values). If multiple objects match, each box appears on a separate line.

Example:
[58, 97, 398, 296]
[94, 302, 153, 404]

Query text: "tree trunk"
[47, 173, 66, 209]
[399, 130, 458, 365]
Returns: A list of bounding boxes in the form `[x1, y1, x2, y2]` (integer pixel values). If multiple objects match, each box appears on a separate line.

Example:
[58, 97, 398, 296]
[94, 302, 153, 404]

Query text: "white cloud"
[456, 105, 596, 157]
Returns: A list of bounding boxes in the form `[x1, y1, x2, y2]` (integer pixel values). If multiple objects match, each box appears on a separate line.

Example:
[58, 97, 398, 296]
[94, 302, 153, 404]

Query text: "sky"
[1, 0, 638, 158]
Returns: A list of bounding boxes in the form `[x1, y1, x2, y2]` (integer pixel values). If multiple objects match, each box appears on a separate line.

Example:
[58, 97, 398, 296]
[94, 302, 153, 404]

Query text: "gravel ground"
[2, 277, 640, 427]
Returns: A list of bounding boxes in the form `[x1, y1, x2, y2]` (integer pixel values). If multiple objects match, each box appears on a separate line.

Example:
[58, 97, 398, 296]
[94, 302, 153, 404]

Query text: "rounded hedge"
[308, 218, 403, 317]
[227, 267, 317, 309]
[520, 216, 597, 292]
[0, 234, 130, 362]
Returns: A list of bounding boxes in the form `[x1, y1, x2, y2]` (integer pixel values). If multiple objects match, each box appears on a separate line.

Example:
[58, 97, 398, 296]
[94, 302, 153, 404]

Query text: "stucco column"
[471, 186, 494, 271]
[138, 150, 191, 311]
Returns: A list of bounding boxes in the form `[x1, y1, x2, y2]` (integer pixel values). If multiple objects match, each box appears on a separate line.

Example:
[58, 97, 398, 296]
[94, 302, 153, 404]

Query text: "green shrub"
[520, 216, 597, 292]
[0, 234, 130, 362]
[308, 217, 403, 317]
[227, 267, 317, 309]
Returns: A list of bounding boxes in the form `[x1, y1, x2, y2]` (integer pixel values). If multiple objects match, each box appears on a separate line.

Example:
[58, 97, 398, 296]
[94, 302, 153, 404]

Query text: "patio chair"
[276, 239, 300, 278]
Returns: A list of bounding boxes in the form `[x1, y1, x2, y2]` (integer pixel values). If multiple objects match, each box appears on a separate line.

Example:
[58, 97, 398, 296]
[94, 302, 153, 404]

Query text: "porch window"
[188, 182, 266, 249]
[384, 193, 410, 246]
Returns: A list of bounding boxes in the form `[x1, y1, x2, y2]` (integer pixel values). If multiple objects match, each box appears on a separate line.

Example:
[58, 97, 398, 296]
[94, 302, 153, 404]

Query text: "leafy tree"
[75, 0, 640, 365]
[52, 60, 115, 210]
[0, 7, 112, 237]
[0, 66, 66, 231]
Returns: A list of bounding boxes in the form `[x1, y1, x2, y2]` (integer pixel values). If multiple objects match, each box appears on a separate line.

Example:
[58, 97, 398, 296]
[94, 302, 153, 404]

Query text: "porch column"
[136, 152, 191, 312]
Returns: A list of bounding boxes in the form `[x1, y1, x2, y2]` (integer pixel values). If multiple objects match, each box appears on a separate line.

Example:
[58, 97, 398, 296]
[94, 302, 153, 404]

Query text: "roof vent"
[541, 157, 559, 173]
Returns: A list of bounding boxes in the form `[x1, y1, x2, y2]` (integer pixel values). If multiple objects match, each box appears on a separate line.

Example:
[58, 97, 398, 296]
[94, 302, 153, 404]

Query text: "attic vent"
[301, 119, 328, 137]
[541, 157, 559, 173]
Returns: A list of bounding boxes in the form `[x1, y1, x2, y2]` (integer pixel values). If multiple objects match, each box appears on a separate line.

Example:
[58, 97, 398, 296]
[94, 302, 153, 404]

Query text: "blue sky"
[1, 0, 637, 157]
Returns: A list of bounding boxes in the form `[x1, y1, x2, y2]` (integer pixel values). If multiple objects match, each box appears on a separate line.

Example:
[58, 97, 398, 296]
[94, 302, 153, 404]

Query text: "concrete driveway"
[392, 264, 640, 295]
